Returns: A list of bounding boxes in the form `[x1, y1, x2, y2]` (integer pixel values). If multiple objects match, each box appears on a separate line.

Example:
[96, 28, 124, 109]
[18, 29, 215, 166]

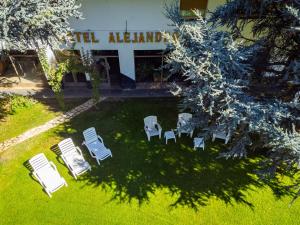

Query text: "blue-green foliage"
[164, 2, 300, 199]
[210, 0, 300, 83]
[0, 0, 82, 51]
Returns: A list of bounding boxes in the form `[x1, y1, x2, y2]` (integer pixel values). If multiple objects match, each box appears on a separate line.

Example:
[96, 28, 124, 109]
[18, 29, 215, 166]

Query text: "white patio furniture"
[58, 138, 91, 179]
[82, 127, 112, 165]
[177, 113, 194, 138]
[194, 137, 205, 150]
[164, 130, 176, 144]
[212, 128, 231, 144]
[28, 153, 67, 197]
[144, 115, 162, 141]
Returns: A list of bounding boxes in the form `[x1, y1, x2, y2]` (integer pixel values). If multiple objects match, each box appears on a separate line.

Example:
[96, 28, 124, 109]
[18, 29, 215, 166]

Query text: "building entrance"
[92, 50, 120, 88]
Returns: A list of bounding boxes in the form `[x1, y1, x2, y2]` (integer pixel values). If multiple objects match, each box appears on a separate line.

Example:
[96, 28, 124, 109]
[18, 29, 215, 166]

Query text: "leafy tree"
[164, 2, 300, 202]
[209, 0, 300, 94]
[71, 50, 101, 103]
[0, 0, 82, 51]
[38, 49, 68, 110]
[0, 0, 82, 107]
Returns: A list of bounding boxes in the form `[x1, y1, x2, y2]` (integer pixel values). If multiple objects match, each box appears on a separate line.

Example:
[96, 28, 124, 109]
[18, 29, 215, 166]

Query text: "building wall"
[67, 0, 225, 81]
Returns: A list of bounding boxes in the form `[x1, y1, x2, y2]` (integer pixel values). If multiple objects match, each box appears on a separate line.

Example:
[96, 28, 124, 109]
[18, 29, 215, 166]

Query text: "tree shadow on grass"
[52, 99, 294, 211]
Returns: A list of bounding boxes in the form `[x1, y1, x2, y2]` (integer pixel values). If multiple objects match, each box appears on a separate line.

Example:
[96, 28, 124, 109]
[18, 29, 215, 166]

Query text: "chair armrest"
[32, 171, 45, 186]
[49, 161, 58, 171]
[156, 123, 162, 131]
[97, 135, 104, 144]
[144, 126, 150, 133]
[76, 146, 83, 157]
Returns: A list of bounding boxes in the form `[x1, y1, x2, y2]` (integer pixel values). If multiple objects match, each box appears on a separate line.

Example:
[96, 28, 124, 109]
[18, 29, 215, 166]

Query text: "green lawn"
[0, 99, 299, 225]
[0, 99, 84, 142]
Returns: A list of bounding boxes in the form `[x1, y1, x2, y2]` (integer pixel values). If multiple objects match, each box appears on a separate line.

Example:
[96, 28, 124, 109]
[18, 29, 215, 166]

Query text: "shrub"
[0, 94, 37, 116]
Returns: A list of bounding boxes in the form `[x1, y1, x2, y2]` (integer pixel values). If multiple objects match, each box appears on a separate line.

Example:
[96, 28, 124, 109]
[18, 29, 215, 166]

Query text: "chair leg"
[212, 134, 216, 142]
[225, 138, 229, 144]
[190, 131, 193, 138]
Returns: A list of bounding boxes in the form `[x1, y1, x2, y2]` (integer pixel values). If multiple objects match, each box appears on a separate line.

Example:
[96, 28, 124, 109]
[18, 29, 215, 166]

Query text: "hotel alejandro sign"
[70, 31, 178, 44]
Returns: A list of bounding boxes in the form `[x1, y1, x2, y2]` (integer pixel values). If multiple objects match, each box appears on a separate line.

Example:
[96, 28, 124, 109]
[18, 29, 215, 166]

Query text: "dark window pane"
[92, 50, 119, 57]
[76, 72, 86, 82]
[64, 72, 74, 82]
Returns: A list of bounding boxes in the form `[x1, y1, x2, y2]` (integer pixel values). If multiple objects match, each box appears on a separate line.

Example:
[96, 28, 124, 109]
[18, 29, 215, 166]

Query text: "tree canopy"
[164, 1, 300, 202]
[0, 0, 82, 51]
[210, 0, 300, 88]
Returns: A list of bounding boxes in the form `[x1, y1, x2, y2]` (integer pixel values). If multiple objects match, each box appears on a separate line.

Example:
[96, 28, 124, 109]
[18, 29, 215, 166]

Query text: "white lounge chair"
[29, 153, 67, 197]
[82, 127, 112, 165]
[58, 138, 91, 179]
[144, 115, 162, 141]
[177, 113, 194, 138]
[212, 128, 231, 144]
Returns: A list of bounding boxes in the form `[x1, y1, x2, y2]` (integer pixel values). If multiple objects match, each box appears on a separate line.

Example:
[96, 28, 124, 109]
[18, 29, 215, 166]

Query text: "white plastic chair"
[58, 138, 91, 179]
[144, 115, 162, 141]
[212, 128, 231, 144]
[29, 153, 67, 197]
[82, 127, 112, 165]
[177, 113, 194, 138]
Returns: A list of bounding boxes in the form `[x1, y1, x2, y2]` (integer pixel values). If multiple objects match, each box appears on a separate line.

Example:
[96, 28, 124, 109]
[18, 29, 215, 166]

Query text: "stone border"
[0, 98, 106, 152]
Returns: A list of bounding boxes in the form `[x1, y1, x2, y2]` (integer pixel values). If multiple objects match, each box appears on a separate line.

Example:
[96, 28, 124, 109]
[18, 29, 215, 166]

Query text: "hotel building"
[0, 0, 224, 89]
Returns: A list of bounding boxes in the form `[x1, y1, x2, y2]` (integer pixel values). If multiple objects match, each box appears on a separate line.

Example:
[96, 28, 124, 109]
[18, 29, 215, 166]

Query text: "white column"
[118, 48, 136, 81]
[79, 49, 91, 81]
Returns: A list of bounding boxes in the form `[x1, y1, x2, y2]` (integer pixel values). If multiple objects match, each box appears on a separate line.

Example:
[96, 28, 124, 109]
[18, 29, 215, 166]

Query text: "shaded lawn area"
[0, 99, 86, 142]
[0, 99, 299, 225]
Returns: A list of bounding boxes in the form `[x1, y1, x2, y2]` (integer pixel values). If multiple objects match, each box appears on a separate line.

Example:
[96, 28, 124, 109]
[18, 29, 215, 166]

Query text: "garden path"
[0, 97, 106, 152]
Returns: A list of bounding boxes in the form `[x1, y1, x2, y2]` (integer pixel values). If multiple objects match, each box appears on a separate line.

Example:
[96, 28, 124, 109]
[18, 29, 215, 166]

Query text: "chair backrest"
[144, 116, 157, 129]
[83, 127, 98, 144]
[178, 113, 192, 124]
[58, 138, 77, 156]
[29, 153, 49, 172]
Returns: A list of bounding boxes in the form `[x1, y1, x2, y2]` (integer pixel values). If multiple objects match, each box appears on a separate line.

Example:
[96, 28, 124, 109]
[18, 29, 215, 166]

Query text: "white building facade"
[0, 0, 226, 89]
[52, 0, 223, 88]
[69, 0, 173, 82]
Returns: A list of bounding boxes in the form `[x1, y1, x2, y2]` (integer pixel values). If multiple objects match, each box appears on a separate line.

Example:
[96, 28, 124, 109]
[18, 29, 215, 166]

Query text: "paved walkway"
[0, 97, 106, 152]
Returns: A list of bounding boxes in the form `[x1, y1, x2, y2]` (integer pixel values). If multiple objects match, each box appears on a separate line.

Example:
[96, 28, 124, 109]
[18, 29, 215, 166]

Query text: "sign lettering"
[71, 31, 178, 44]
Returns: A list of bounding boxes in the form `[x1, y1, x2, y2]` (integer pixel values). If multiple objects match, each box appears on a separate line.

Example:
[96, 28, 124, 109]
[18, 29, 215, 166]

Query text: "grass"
[0, 98, 85, 142]
[0, 98, 299, 225]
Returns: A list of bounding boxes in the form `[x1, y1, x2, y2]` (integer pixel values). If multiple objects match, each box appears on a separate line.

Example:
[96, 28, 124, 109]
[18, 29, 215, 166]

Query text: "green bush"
[0, 94, 37, 116]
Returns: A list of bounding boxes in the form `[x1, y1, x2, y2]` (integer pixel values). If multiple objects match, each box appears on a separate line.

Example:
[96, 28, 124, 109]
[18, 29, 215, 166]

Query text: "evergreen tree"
[164, 2, 300, 201]
[209, 0, 300, 92]
[0, 0, 82, 51]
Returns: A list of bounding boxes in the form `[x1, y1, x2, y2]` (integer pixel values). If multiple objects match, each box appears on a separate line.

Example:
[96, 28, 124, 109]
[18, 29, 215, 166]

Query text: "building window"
[135, 50, 163, 83]
[92, 50, 120, 86]
[180, 0, 208, 18]
[134, 50, 183, 83]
